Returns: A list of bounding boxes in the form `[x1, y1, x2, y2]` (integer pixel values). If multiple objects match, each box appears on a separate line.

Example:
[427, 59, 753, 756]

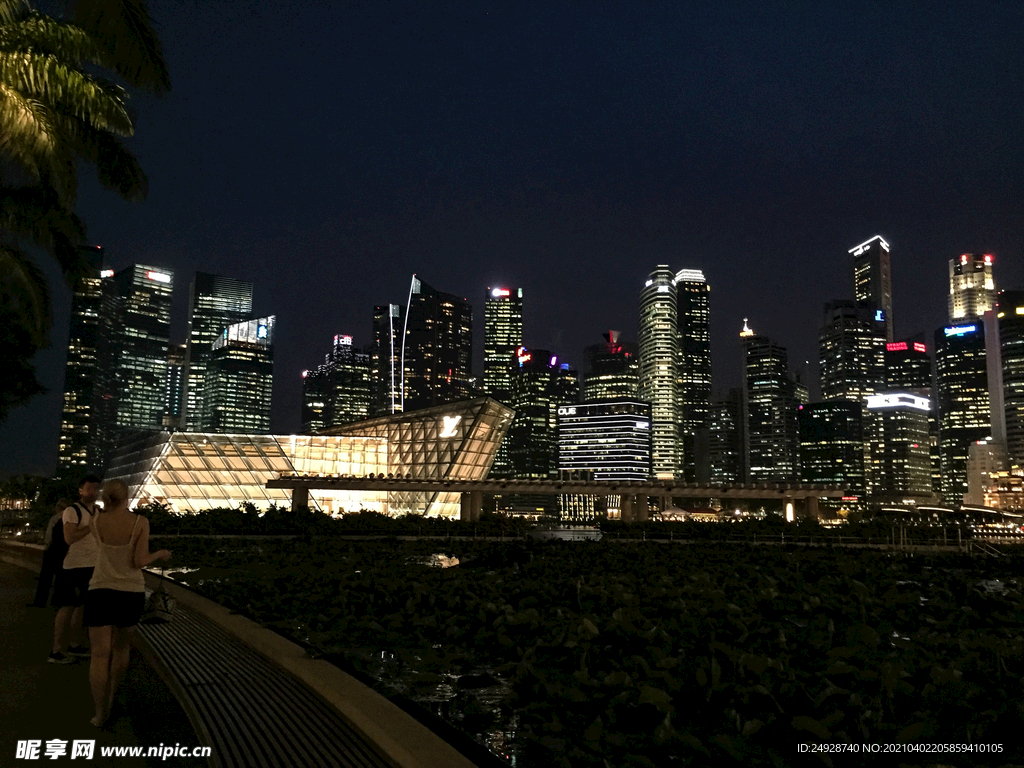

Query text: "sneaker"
[67, 645, 90, 657]
[48, 652, 74, 664]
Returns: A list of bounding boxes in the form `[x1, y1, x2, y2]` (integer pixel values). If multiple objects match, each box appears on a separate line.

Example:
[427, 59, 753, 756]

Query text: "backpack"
[47, 503, 83, 563]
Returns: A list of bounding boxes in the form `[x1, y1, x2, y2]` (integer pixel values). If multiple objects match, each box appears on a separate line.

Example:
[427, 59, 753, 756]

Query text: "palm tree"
[0, 0, 170, 422]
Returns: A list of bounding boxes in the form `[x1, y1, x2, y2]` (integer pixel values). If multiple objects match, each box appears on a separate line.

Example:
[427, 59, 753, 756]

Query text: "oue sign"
[557, 407, 577, 416]
[439, 415, 461, 437]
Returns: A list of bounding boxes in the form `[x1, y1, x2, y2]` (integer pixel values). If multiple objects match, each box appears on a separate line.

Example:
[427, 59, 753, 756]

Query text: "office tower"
[865, 394, 933, 501]
[741, 323, 800, 482]
[582, 331, 639, 401]
[964, 438, 1009, 506]
[935, 323, 990, 504]
[400, 276, 473, 412]
[557, 399, 652, 521]
[949, 254, 996, 323]
[483, 286, 523, 403]
[90, 264, 174, 470]
[301, 334, 371, 432]
[798, 401, 865, 509]
[163, 343, 186, 428]
[370, 304, 404, 416]
[499, 349, 578, 512]
[184, 273, 253, 429]
[56, 246, 106, 475]
[998, 290, 1024, 464]
[885, 338, 931, 392]
[819, 300, 886, 402]
[676, 269, 712, 482]
[708, 389, 743, 484]
[850, 235, 893, 342]
[639, 266, 679, 479]
[202, 316, 275, 433]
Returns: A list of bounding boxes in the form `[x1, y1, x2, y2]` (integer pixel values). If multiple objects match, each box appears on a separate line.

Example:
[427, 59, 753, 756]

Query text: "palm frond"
[0, 185, 87, 282]
[58, 114, 147, 200]
[0, 1, 29, 27]
[0, 13, 113, 69]
[0, 50, 134, 135]
[0, 244, 51, 348]
[71, 0, 170, 95]
[0, 82, 55, 170]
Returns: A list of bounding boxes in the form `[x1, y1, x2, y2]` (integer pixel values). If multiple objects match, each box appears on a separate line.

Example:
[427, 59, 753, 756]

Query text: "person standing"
[50, 476, 101, 663]
[85, 479, 170, 726]
[28, 498, 71, 608]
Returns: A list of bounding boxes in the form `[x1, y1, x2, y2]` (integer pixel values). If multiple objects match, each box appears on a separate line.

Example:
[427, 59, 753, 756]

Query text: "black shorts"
[84, 589, 146, 629]
[52, 567, 94, 608]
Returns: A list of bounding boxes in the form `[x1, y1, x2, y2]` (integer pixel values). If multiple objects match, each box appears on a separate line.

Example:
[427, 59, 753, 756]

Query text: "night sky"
[4, 0, 1024, 476]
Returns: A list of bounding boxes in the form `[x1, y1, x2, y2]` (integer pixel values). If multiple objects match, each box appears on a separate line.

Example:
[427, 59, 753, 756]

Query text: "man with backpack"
[27, 499, 71, 608]
[50, 475, 101, 664]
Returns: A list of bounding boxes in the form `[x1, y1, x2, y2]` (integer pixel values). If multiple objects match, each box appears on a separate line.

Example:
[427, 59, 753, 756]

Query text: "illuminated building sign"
[913, 342, 926, 353]
[866, 393, 930, 412]
[439, 415, 461, 437]
[257, 324, 268, 340]
[848, 235, 890, 255]
[146, 271, 171, 284]
[549, 355, 558, 367]
[944, 325, 978, 337]
[875, 310, 885, 322]
[490, 288, 510, 297]
[335, 335, 353, 346]
[557, 406, 577, 416]
[99, 269, 114, 278]
[517, 346, 531, 366]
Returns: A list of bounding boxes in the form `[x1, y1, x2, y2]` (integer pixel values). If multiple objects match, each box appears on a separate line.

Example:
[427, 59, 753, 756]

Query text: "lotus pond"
[152, 536, 1024, 767]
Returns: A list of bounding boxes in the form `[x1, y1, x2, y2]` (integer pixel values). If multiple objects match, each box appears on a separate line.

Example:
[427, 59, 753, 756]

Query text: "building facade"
[850, 235, 893, 342]
[639, 266, 679, 479]
[400, 276, 473, 412]
[183, 273, 253, 430]
[370, 303, 404, 416]
[742, 325, 800, 482]
[997, 290, 1024, 467]
[57, 247, 106, 475]
[675, 269, 712, 482]
[798, 401, 865, 507]
[582, 331, 639, 401]
[708, 389, 743, 484]
[202, 316, 275, 434]
[935, 323, 991, 504]
[483, 286, 523, 403]
[301, 334, 371, 432]
[864, 393, 933, 502]
[949, 253, 995, 323]
[90, 264, 175, 471]
[163, 343, 186, 429]
[819, 300, 886, 402]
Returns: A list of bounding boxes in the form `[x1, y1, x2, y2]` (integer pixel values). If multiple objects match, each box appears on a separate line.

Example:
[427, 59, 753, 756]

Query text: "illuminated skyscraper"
[996, 290, 1024, 465]
[400, 276, 473, 412]
[90, 264, 175, 470]
[183, 273, 253, 430]
[708, 389, 743, 484]
[865, 393, 933, 501]
[935, 323, 990, 503]
[741, 323, 800, 482]
[370, 303, 404, 416]
[301, 334, 371, 432]
[483, 286, 523, 403]
[639, 266, 679, 479]
[884, 338, 931, 392]
[949, 254, 996, 323]
[57, 246, 107, 475]
[850, 235, 893, 342]
[582, 331, 639, 401]
[676, 269, 712, 482]
[202, 316, 275, 433]
[798, 400, 865, 509]
[818, 300, 886, 402]
[163, 343, 186, 429]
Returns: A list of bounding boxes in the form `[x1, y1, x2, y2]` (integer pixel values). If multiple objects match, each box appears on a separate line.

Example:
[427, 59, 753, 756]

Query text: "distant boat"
[529, 525, 603, 542]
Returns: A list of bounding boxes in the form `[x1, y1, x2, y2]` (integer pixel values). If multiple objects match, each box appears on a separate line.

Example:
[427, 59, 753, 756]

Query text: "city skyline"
[4, 1, 1024, 475]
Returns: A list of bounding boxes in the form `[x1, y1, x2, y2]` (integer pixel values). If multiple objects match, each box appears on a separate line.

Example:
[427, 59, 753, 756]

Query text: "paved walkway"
[0, 560, 202, 767]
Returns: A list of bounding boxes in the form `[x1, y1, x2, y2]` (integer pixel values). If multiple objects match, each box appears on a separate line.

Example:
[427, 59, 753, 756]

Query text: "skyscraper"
[996, 290, 1024, 465]
[798, 401, 865, 508]
[301, 334, 371, 432]
[850, 235, 893, 342]
[582, 331, 639, 401]
[400, 276, 473, 412]
[948, 253, 995, 323]
[708, 389, 743, 484]
[202, 316, 275, 433]
[370, 303, 404, 416]
[90, 264, 175, 470]
[865, 394, 933, 501]
[57, 246, 106, 475]
[741, 323, 800, 482]
[884, 338, 931, 392]
[163, 343, 186, 429]
[675, 268, 712, 482]
[184, 273, 253, 430]
[818, 300, 886, 402]
[483, 286, 523, 403]
[639, 266, 679, 479]
[935, 322, 990, 504]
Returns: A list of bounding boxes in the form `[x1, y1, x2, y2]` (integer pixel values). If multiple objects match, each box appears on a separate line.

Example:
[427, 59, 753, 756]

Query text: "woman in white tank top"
[84, 479, 171, 727]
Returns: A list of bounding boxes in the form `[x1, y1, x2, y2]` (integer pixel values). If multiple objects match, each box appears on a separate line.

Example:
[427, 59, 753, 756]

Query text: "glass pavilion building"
[107, 397, 513, 517]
